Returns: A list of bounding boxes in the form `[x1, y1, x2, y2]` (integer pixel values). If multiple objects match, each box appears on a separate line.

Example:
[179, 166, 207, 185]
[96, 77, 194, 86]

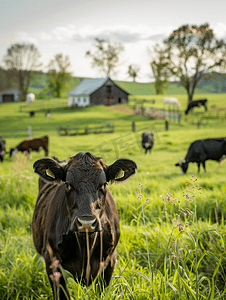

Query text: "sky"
[1, 0, 226, 83]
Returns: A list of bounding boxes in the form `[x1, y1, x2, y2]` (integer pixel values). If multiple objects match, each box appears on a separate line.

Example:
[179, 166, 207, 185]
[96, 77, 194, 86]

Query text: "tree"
[0, 67, 17, 91]
[86, 38, 124, 77]
[148, 43, 170, 95]
[47, 54, 72, 98]
[164, 23, 226, 103]
[2, 43, 42, 100]
[128, 65, 140, 82]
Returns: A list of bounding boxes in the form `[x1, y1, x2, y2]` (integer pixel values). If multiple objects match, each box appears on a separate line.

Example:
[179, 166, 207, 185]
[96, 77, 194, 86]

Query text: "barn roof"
[0, 87, 22, 95]
[68, 77, 129, 96]
[68, 78, 109, 96]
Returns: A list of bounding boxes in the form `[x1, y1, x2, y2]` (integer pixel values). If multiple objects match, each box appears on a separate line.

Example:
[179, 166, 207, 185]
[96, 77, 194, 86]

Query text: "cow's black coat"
[185, 99, 208, 115]
[32, 152, 137, 299]
[175, 138, 226, 173]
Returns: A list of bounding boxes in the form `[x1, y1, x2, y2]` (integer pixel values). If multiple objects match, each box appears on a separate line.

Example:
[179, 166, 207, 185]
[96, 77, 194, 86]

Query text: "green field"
[0, 94, 226, 299]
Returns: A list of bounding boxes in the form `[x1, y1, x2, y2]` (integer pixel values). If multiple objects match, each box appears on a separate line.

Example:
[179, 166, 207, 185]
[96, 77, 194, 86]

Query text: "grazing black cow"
[185, 99, 208, 115]
[0, 137, 6, 162]
[32, 152, 137, 299]
[175, 138, 226, 174]
[142, 132, 154, 155]
[10, 136, 49, 157]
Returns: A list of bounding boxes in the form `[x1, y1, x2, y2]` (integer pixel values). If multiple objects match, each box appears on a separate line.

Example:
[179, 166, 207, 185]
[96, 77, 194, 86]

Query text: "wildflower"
[50, 272, 61, 285]
[50, 259, 59, 269]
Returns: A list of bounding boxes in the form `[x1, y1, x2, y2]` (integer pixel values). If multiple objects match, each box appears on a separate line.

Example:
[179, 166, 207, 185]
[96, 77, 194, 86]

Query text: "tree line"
[1, 23, 225, 104]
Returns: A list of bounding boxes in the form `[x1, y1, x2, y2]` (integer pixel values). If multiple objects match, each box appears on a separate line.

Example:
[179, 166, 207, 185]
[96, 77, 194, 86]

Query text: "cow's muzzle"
[71, 216, 98, 233]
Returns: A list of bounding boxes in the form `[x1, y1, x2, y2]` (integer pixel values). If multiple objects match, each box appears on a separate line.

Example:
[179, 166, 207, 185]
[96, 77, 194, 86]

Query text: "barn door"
[106, 97, 110, 105]
[3, 94, 14, 102]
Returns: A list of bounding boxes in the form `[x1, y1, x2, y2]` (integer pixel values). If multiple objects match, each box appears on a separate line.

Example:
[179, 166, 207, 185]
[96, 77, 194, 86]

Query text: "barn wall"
[68, 96, 90, 107]
[90, 82, 128, 106]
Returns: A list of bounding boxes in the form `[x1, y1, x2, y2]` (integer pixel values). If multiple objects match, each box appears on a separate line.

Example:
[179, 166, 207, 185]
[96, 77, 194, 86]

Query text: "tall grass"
[0, 96, 226, 298]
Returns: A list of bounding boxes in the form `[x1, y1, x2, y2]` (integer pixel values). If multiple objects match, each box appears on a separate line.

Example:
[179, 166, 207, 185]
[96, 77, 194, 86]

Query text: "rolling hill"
[28, 72, 226, 98]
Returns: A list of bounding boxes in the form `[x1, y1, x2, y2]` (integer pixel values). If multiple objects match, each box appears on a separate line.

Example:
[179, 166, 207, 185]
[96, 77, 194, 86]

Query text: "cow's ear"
[33, 158, 66, 182]
[175, 163, 179, 166]
[105, 159, 137, 182]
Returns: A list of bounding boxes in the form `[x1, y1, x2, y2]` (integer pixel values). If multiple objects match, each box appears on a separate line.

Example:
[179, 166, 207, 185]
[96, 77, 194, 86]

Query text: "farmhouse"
[0, 87, 22, 103]
[68, 77, 129, 107]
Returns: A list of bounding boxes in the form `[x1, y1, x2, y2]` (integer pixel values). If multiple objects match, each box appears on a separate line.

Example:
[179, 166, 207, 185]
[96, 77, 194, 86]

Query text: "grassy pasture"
[0, 95, 226, 299]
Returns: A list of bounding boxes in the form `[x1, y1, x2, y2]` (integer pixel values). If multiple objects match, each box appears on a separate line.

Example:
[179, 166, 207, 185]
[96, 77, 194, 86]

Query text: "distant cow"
[163, 97, 180, 107]
[26, 93, 35, 102]
[29, 111, 35, 117]
[175, 138, 226, 174]
[0, 137, 6, 162]
[10, 136, 49, 157]
[142, 132, 154, 155]
[32, 152, 137, 299]
[185, 99, 208, 115]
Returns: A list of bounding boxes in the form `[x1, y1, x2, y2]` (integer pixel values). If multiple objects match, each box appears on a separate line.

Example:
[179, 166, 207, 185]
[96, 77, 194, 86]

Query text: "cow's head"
[10, 147, 18, 157]
[175, 158, 188, 174]
[33, 152, 137, 234]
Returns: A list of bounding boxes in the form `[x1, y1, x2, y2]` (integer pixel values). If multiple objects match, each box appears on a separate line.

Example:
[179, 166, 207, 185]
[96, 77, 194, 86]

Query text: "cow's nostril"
[76, 217, 97, 232]
[76, 219, 83, 229]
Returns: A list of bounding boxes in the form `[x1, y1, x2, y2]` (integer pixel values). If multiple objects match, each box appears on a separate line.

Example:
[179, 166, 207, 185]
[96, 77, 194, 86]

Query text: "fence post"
[165, 120, 169, 131]
[132, 121, 136, 132]
[27, 126, 32, 137]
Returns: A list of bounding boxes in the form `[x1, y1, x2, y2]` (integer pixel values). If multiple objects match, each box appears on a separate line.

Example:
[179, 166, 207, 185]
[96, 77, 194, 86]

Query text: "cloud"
[16, 31, 37, 44]
[15, 24, 175, 48]
[71, 24, 175, 44]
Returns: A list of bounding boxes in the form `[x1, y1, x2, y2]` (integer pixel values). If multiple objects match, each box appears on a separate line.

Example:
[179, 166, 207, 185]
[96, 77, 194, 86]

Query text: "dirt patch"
[107, 106, 134, 115]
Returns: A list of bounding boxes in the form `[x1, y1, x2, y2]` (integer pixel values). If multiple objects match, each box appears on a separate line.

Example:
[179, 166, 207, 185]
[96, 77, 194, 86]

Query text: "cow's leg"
[197, 163, 200, 173]
[44, 147, 49, 157]
[45, 256, 70, 300]
[202, 161, 206, 172]
[145, 149, 148, 155]
[96, 252, 117, 293]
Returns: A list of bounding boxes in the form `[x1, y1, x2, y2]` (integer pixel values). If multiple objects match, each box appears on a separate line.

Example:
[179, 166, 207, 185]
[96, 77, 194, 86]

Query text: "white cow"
[26, 93, 35, 102]
[163, 97, 180, 107]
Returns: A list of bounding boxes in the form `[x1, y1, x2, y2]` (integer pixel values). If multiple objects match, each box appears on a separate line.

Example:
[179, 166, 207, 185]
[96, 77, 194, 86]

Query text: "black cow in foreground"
[142, 132, 154, 155]
[185, 99, 208, 115]
[32, 152, 137, 299]
[10, 136, 49, 157]
[0, 137, 6, 162]
[175, 138, 226, 174]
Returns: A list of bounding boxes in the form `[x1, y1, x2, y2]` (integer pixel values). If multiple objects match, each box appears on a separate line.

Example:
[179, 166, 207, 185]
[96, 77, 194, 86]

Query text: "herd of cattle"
[1, 132, 226, 174]
[163, 97, 208, 115]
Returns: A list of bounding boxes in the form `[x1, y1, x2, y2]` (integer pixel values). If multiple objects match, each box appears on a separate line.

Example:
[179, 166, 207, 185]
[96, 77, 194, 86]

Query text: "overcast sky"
[1, 0, 226, 82]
